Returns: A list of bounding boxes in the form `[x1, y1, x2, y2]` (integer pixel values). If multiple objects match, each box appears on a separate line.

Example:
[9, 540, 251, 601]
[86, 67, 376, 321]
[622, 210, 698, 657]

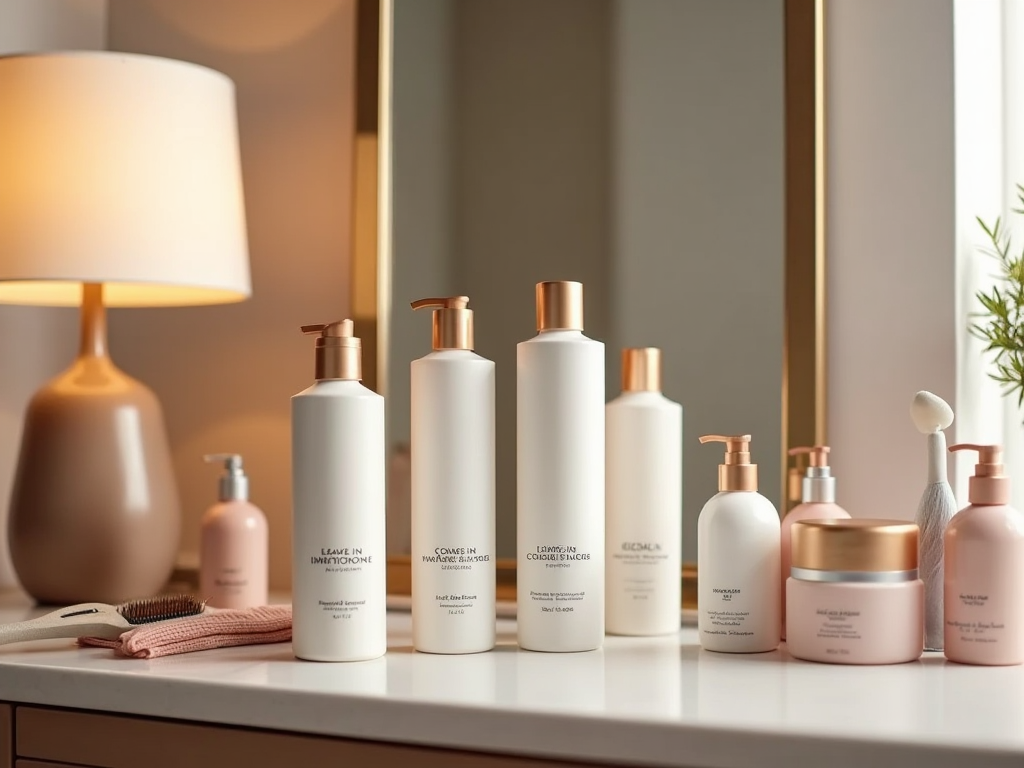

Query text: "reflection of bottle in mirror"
[944, 443, 1024, 665]
[780, 445, 848, 639]
[517, 281, 605, 652]
[200, 453, 268, 609]
[605, 348, 682, 636]
[697, 434, 780, 653]
[409, 296, 495, 654]
[291, 320, 386, 662]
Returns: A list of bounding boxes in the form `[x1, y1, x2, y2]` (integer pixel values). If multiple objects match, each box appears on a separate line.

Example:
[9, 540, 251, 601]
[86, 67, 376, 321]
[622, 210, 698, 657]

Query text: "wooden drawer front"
[17, 706, 602, 768]
[18, 762, 75, 768]
[0, 704, 10, 768]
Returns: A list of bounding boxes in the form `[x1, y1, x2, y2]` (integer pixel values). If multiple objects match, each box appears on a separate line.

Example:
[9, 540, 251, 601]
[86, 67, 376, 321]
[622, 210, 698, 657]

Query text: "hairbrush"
[0, 594, 206, 647]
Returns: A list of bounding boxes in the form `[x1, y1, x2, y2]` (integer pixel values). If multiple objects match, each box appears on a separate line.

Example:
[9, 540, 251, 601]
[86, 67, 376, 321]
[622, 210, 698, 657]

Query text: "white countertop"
[0, 594, 1021, 768]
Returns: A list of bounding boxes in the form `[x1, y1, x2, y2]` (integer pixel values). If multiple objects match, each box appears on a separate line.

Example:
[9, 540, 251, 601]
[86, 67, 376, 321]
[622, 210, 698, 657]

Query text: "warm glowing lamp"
[0, 52, 250, 604]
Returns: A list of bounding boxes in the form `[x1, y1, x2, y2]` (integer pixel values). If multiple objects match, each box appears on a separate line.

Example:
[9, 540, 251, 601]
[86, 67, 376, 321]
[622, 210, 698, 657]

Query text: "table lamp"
[0, 52, 251, 604]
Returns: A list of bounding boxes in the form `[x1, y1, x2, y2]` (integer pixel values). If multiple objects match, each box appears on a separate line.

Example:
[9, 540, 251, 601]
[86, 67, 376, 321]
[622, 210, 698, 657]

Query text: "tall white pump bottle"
[410, 296, 495, 654]
[697, 434, 780, 653]
[292, 320, 386, 662]
[517, 281, 605, 652]
[606, 348, 683, 636]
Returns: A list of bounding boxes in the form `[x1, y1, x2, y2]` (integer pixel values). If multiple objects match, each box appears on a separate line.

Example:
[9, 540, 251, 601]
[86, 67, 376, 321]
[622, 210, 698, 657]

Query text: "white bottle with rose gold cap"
[944, 443, 1024, 665]
[517, 281, 605, 652]
[292, 320, 386, 662]
[606, 348, 682, 636]
[410, 296, 495, 654]
[697, 435, 780, 653]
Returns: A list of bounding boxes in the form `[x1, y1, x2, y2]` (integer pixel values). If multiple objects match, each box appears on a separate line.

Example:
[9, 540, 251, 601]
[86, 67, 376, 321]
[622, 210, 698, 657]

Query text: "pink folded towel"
[79, 605, 292, 659]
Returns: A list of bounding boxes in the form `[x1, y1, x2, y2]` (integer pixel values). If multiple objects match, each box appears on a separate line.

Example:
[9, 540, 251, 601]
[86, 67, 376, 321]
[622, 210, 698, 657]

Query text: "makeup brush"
[0, 594, 206, 647]
[911, 391, 957, 652]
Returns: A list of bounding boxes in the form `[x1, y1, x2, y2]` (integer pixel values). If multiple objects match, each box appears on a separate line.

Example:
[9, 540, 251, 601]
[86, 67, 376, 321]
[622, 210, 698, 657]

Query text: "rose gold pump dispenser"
[410, 296, 474, 350]
[699, 434, 758, 492]
[300, 320, 361, 381]
[949, 443, 1011, 505]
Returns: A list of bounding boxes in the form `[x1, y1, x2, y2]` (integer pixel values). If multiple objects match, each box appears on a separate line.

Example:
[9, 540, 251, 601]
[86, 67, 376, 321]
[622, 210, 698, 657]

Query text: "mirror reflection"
[388, 0, 785, 563]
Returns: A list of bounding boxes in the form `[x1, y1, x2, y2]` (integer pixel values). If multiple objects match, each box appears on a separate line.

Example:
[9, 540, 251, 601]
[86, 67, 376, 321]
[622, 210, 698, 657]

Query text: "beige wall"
[826, 0, 956, 520]
[107, 0, 357, 590]
[0, 0, 108, 589]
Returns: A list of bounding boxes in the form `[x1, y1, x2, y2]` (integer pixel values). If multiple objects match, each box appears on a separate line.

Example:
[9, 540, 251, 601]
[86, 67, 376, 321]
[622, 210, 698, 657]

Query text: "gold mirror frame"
[356, 0, 826, 608]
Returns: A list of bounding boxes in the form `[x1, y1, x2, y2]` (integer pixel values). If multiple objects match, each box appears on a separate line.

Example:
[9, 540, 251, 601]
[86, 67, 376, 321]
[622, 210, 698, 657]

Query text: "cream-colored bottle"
[292, 320, 386, 662]
[697, 435, 780, 653]
[410, 296, 495, 654]
[944, 443, 1024, 665]
[605, 348, 682, 636]
[200, 453, 268, 609]
[780, 445, 849, 639]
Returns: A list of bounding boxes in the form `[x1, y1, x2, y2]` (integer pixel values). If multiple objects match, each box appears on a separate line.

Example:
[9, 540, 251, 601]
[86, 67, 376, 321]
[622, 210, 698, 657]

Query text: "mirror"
[380, 0, 823, 576]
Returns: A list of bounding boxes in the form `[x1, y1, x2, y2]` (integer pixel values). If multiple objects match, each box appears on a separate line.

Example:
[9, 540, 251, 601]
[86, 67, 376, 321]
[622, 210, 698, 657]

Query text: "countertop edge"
[0, 662, 1020, 768]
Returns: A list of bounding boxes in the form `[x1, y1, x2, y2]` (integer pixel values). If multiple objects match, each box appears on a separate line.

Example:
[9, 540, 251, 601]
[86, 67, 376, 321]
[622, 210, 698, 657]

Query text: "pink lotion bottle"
[781, 446, 849, 639]
[200, 453, 269, 609]
[944, 444, 1024, 665]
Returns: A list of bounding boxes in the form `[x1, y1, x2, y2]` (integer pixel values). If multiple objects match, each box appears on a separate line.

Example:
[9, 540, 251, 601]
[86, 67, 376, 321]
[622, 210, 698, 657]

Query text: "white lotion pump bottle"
[200, 453, 268, 609]
[606, 348, 682, 635]
[517, 281, 605, 652]
[697, 434, 780, 653]
[292, 320, 386, 662]
[410, 296, 495, 654]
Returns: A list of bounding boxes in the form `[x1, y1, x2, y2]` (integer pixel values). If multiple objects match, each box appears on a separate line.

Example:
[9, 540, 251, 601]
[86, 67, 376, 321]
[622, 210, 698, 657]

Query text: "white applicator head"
[911, 390, 954, 434]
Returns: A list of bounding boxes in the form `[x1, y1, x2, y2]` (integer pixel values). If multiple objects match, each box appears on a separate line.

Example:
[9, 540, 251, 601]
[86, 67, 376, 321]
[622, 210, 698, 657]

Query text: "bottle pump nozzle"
[948, 443, 1010, 505]
[204, 453, 249, 502]
[301, 319, 361, 381]
[788, 445, 836, 503]
[699, 434, 757, 492]
[411, 296, 474, 350]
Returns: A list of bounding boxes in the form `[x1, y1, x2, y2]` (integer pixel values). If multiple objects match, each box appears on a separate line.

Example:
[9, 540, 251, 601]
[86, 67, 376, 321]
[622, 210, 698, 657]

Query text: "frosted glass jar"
[786, 519, 924, 665]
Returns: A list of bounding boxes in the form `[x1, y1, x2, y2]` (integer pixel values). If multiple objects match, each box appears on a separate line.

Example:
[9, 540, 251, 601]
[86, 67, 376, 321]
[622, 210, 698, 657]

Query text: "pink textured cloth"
[79, 605, 292, 659]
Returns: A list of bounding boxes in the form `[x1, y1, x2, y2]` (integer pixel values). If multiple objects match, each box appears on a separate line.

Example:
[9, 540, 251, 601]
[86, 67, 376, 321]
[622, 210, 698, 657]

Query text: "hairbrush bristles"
[117, 594, 206, 625]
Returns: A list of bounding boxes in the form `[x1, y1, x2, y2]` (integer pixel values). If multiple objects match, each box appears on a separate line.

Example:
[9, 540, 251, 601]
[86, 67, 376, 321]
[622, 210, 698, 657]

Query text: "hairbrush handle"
[0, 603, 130, 646]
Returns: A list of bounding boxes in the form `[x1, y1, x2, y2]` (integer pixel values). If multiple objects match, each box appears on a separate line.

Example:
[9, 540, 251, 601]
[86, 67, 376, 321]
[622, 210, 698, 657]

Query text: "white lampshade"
[0, 51, 250, 307]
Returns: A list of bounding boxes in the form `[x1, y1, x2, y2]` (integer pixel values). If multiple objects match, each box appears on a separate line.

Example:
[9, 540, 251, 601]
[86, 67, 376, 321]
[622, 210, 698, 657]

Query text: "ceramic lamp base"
[7, 285, 180, 605]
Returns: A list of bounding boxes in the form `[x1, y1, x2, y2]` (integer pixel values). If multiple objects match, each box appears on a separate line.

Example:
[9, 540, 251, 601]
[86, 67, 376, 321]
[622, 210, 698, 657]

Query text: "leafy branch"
[970, 183, 1024, 409]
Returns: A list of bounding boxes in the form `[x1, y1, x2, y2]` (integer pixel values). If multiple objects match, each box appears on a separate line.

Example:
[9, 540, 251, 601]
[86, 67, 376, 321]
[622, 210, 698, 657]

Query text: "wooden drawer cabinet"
[6, 705, 602, 768]
[1, 704, 10, 768]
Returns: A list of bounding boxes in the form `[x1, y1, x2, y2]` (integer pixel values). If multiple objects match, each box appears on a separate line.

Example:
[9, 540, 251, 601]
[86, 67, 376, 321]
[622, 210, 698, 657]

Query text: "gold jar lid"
[791, 519, 918, 572]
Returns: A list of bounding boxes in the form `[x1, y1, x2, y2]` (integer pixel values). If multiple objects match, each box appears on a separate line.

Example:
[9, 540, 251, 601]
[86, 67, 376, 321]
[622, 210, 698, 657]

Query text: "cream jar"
[786, 519, 924, 664]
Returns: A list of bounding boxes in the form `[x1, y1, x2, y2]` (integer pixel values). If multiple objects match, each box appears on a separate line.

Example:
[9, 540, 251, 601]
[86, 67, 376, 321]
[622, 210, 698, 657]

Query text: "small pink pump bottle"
[781, 446, 850, 639]
[200, 454, 269, 609]
[944, 443, 1024, 665]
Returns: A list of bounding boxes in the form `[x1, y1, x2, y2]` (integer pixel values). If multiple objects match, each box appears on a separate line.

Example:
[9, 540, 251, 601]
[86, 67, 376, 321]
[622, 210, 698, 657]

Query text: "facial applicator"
[911, 390, 957, 651]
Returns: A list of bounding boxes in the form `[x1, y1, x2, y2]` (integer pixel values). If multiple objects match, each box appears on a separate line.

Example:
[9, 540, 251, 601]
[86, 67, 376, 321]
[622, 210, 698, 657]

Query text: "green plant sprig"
[971, 183, 1024, 409]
